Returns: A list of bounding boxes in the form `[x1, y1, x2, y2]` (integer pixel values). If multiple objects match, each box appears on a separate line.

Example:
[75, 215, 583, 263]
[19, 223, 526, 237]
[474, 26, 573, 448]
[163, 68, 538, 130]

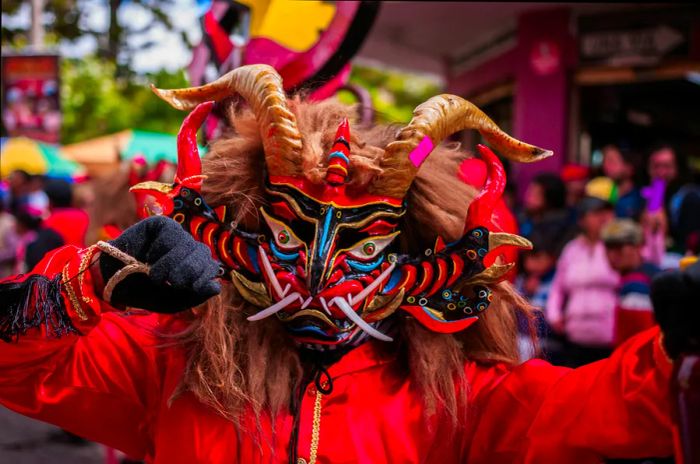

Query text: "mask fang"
[247, 292, 302, 321]
[331, 296, 394, 342]
[258, 245, 287, 299]
[348, 262, 396, 306]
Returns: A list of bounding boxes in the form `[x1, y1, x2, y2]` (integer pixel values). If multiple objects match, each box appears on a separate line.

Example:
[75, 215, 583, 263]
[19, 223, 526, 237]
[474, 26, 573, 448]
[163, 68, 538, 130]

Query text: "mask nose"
[307, 258, 326, 296]
[307, 207, 338, 295]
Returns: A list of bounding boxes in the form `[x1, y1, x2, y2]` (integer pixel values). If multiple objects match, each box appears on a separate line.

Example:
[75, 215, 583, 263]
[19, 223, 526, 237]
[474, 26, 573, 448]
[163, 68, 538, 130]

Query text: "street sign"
[578, 7, 694, 67]
[581, 25, 685, 66]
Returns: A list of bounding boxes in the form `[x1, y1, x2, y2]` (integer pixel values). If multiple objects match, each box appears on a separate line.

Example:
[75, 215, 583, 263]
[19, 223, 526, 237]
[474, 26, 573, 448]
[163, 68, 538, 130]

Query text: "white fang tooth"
[320, 297, 332, 316]
[258, 246, 285, 299]
[331, 297, 393, 342]
[247, 292, 300, 321]
[348, 263, 396, 306]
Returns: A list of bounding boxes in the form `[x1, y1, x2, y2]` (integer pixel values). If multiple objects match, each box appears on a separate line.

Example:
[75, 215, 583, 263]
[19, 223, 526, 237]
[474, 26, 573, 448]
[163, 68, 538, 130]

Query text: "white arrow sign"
[582, 24, 684, 59]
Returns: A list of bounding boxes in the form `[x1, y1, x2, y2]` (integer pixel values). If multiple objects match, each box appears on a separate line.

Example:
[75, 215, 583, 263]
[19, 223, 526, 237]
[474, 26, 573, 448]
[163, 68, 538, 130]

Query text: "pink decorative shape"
[408, 136, 434, 167]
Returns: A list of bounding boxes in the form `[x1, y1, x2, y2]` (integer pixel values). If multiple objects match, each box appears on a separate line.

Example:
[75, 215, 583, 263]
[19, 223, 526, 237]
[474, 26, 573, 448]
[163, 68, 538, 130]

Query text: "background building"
[358, 2, 700, 197]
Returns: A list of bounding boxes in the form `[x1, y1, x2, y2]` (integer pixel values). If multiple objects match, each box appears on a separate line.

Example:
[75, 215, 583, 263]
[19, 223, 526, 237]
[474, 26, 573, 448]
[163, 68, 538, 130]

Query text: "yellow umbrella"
[0, 137, 85, 180]
[0, 137, 47, 177]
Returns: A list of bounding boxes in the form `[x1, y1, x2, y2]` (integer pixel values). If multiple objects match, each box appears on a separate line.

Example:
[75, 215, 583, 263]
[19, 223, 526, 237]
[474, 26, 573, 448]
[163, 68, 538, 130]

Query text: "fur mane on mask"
[170, 97, 534, 435]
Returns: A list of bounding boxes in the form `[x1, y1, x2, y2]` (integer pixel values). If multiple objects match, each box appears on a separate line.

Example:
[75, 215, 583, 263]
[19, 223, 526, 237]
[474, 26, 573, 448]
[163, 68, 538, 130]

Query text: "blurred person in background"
[43, 179, 90, 248]
[515, 229, 560, 361]
[647, 143, 700, 258]
[602, 219, 661, 346]
[601, 143, 644, 219]
[7, 170, 49, 217]
[545, 196, 619, 367]
[647, 144, 678, 184]
[519, 172, 574, 241]
[561, 163, 590, 209]
[12, 206, 44, 274]
[0, 187, 19, 278]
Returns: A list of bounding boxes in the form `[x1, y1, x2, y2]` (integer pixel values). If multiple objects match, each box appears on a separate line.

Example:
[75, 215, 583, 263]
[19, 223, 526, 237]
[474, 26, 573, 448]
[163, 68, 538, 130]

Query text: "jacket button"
[297, 458, 308, 464]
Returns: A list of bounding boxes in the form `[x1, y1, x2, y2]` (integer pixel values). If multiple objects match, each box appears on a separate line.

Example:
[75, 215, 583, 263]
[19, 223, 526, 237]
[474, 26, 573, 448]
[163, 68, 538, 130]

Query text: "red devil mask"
[133, 65, 551, 349]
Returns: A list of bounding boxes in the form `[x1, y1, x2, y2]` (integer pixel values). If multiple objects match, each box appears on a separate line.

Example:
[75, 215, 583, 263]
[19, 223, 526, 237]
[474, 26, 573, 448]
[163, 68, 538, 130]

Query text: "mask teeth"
[301, 296, 313, 309]
[331, 296, 393, 342]
[247, 292, 301, 321]
[348, 262, 396, 306]
[320, 297, 332, 316]
[325, 118, 351, 185]
[258, 245, 286, 299]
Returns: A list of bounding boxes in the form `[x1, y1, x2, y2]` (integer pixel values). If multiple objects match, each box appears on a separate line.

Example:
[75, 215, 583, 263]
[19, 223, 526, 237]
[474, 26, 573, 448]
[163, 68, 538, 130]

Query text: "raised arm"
[467, 259, 700, 463]
[466, 327, 673, 463]
[0, 216, 220, 458]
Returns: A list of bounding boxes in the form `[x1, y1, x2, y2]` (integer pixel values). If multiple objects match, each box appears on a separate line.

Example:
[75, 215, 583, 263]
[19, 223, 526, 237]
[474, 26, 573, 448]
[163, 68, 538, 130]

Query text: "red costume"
[0, 64, 688, 464]
[0, 246, 674, 463]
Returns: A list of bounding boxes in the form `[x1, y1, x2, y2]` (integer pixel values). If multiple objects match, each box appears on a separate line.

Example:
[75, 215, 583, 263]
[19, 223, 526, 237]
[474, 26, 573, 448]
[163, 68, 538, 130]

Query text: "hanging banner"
[1, 54, 61, 143]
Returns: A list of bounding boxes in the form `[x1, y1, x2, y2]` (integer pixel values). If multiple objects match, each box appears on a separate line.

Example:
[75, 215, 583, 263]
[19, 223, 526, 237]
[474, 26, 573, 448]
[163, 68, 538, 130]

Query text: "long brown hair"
[173, 98, 533, 428]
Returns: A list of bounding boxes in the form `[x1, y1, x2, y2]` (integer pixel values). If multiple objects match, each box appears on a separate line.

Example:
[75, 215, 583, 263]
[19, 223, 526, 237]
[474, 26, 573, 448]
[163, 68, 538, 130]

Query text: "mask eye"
[346, 232, 399, 261]
[261, 208, 304, 251]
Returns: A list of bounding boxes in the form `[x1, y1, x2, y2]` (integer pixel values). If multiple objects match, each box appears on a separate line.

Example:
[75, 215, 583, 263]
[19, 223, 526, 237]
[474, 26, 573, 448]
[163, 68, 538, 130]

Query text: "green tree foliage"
[2, 0, 192, 77]
[339, 65, 442, 124]
[61, 56, 188, 143]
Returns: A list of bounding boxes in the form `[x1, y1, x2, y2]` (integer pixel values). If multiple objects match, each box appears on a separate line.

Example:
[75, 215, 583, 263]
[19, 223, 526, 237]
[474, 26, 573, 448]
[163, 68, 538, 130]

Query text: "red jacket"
[43, 207, 90, 248]
[0, 246, 675, 463]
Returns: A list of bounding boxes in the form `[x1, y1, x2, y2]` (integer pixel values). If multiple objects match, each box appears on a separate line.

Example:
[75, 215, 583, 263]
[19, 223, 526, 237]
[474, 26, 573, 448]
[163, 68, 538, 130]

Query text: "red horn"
[326, 118, 351, 185]
[464, 144, 505, 231]
[175, 101, 214, 188]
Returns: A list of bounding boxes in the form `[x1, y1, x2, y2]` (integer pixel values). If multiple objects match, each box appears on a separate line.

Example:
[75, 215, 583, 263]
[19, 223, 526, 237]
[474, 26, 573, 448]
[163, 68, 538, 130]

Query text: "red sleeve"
[0, 246, 166, 459]
[467, 327, 675, 463]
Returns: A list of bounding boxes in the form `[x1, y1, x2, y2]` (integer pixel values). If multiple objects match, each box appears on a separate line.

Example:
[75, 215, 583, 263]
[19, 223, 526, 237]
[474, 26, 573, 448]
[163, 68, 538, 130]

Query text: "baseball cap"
[602, 219, 643, 246]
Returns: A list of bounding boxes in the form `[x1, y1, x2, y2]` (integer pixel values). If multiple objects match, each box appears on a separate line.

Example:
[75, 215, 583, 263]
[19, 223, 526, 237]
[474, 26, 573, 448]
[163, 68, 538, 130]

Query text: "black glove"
[651, 258, 700, 359]
[99, 216, 221, 313]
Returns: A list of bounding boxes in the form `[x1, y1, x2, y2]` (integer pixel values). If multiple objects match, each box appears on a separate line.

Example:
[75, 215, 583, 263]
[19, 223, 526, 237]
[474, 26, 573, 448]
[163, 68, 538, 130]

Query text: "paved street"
[0, 406, 102, 464]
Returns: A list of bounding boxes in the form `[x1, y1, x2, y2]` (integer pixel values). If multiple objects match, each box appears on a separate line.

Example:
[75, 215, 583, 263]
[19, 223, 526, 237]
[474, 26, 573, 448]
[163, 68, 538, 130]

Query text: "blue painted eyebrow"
[346, 255, 385, 272]
[270, 241, 300, 261]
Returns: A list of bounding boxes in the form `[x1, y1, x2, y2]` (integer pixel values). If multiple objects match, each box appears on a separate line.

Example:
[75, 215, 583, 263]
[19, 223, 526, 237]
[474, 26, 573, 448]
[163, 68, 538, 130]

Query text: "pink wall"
[448, 7, 577, 199]
[513, 8, 576, 199]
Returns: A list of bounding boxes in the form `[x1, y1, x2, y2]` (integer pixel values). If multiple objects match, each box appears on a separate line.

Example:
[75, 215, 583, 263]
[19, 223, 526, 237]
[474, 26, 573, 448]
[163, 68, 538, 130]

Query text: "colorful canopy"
[63, 129, 206, 167]
[0, 137, 85, 180]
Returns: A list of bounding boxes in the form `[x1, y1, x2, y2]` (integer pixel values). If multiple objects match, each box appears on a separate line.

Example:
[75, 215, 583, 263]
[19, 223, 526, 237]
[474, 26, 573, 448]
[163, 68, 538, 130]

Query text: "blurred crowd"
[514, 142, 700, 367]
[0, 170, 89, 277]
[1, 142, 699, 372]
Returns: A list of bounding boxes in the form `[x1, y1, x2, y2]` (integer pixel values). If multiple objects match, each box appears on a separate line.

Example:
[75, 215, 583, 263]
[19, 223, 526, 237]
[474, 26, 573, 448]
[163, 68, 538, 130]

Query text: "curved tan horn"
[370, 94, 552, 198]
[151, 64, 303, 176]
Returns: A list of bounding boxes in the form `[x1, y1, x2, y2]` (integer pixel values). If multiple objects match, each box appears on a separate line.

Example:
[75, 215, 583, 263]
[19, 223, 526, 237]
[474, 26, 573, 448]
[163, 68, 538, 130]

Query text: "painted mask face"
[133, 65, 551, 349]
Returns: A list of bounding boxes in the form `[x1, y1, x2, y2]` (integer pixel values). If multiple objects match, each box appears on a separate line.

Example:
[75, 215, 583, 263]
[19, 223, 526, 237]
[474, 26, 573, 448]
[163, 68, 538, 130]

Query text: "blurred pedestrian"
[43, 179, 90, 248]
[7, 170, 49, 217]
[561, 163, 590, 209]
[12, 207, 42, 274]
[601, 144, 644, 219]
[0, 189, 19, 278]
[545, 196, 619, 367]
[519, 172, 574, 244]
[647, 143, 700, 257]
[515, 230, 559, 361]
[647, 144, 678, 184]
[602, 219, 661, 346]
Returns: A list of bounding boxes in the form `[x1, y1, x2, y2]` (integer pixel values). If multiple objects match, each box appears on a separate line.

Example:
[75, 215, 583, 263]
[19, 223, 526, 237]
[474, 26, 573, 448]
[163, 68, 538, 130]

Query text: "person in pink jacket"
[545, 196, 620, 366]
